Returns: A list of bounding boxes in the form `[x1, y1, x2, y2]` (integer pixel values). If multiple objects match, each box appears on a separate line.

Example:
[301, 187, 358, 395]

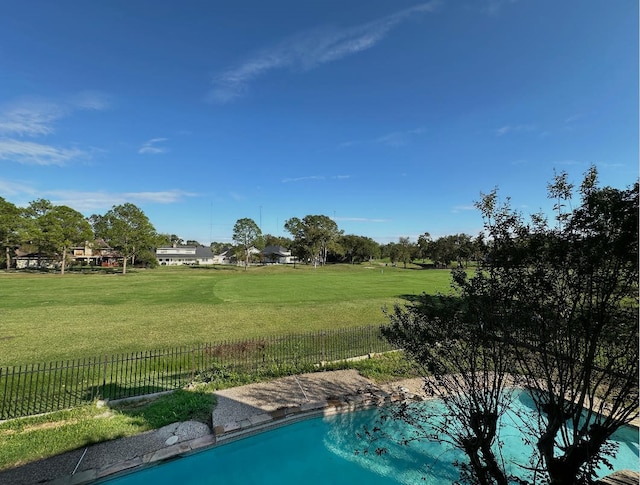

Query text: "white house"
[156, 245, 215, 266]
[261, 245, 294, 264]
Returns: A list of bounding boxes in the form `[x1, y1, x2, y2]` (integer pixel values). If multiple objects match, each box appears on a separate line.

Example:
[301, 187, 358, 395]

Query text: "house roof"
[215, 247, 234, 257]
[262, 245, 290, 256]
[195, 246, 214, 258]
[156, 245, 215, 259]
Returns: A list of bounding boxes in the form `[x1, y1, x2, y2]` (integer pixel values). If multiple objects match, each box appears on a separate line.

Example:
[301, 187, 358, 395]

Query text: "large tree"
[396, 237, 414, 268]
[263, 234, 293, 250]
[22, 199, 55, 262]
[40, 205, 93, 275]
[416, 232, 432, 262]
[383, 168, 638, 484]
[284, 215, 342, 268]
[340, 234, 380, 264]
[232, 217, 263, 270]
[92, 203, 157, 274]
[0, 197, 23, 270]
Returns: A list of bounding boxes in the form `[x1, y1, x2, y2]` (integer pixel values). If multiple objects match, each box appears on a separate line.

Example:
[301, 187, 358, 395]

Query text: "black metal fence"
[0, 325, 396, 420]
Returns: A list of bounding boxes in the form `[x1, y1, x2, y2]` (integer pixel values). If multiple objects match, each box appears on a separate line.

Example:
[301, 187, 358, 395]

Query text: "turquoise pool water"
[103, 390, 639, 484]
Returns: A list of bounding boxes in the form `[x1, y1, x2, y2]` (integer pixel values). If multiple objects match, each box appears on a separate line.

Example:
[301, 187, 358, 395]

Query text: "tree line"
[0, 200, 159, 274]
[228, 214, 485, 269]
[0, 196, 482, 273]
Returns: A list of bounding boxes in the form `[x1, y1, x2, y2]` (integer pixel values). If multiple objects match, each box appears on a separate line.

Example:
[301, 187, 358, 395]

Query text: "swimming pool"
[102, 390, 639, 484]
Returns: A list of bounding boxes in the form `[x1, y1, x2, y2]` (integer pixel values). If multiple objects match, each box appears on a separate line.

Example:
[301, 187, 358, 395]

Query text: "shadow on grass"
[188, 264, 245, 272]
[396, 293, 424, 303]
[394, 293, 464, 311]
[84, 383, 172, 402]
[111, 389, 216, 428]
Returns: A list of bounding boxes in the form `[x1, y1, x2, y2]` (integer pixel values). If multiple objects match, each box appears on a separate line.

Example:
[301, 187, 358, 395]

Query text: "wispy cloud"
[0, 178, 37, 197]
[139, 137, 168, 155]
[46, 189, 197, 212]
[340, 127, 426, 149]
[333, 216, 390, 223]
[563, 114, 583, 125]
[228, 191, 245, 201]
[0, 102, 63, 137]
[0, 93, 110, 138]
[0, 93, 110, 166]
[281, 175, 326, 183]
[495, 124, 536, 136]
[451, 205, 475, 213]
[208, 2, 439, 103]
[375, 127, 426, 147]
[0, 179, 197, 212]
[483, 0, 520, 16]
[67, 91, 111, 111]
[0, 139, 87, 166]
[281, 174, 351, 183]
[554, 159, 581, 167]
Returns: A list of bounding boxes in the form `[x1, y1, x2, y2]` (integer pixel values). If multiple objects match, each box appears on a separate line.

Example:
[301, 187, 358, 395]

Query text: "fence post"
[190, 346, 195, 383]
[0, 367, 3, 419]
[101, 355, 108, 400]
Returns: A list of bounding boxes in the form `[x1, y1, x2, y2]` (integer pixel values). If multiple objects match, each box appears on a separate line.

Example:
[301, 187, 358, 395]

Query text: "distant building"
[261, 245, 293, 264]
[211, 247, 236, 265]
[15, 240, 121, 269]
[70, 240, 120, 267]
[156, 245, 215, 266]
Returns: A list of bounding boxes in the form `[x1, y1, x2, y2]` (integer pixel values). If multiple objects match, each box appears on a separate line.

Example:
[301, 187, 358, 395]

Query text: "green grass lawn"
[0, 388, 216, 470]
[0, 263, 453, 366]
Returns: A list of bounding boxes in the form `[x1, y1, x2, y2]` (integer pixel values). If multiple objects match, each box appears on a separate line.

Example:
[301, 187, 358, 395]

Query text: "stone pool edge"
[54, 386, 417, 485]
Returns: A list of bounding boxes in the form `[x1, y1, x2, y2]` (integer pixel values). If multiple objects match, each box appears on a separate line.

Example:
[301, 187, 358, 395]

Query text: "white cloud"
[376, 127, 427, 147]
[0, 181, 197, 212]
[0, 139, 87, 166]
[483, 0, 520, 16]
[0, 178, 37, 197]
[228, 191, 245, 201]
[0, 93, 110, 166]
[46, 189, 197, 212]
[495, 124, 535, 136]
[563, 114, 583, 125]
[281, 174, 350, 183]
[339, 127, 426, 149]
[138, 137, 168, 155]
[0, 102, 63, 137]
[281, 175, 326, 183]
[333, 216, 389, 223]
[208, 2, 439, 103]
[451, 205, 475, 213]
[67, 91, 111, 111]
[0, 94, 110, 138]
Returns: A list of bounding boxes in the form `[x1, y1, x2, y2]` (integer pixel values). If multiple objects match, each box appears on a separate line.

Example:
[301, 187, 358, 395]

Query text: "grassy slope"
[0, 264, 452, 365]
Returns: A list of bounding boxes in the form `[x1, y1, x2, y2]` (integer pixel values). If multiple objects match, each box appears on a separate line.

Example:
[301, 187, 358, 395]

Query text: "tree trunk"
[122, 256, 128, 275]
[61, 247, 67, 275]
[5, 244, 10, 271]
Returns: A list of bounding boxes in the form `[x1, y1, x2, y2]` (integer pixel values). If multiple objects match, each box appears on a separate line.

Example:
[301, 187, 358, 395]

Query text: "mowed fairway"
[0, 264, 452, 366]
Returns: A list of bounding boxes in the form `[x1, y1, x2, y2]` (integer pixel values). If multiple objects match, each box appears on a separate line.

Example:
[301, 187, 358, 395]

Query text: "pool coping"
[76, 385, 416, 484]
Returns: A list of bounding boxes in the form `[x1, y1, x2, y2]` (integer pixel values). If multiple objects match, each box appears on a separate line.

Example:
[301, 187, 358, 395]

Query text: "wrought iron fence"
[0, 325, 396, 420]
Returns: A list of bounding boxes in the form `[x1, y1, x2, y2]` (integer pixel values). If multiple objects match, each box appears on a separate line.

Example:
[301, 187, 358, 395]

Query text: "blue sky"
[0, 0, 637, 244]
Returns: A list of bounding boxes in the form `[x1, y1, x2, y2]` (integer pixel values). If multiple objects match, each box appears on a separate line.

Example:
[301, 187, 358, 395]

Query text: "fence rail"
[0, 325, 396, 420]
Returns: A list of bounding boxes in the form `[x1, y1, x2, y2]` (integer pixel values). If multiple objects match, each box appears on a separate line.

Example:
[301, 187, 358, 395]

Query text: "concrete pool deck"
[0, 370, 637, 484]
